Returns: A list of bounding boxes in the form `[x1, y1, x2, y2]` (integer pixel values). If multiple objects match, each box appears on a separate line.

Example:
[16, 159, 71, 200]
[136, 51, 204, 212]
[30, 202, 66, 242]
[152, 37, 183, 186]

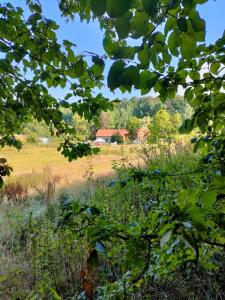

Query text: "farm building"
[95, 129, 129, 144]
[38, 137, 51, 144]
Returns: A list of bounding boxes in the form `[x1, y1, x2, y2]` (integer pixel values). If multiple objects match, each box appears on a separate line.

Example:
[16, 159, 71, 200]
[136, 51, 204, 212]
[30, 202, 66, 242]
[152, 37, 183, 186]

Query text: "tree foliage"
[0, 0, 115, 182]
[150, 109, 182, 142]
[23, 119, 52, 139]
[127, 116, 141, 140]
[101, 96, 190, 131]
[72, 114, 91, 141]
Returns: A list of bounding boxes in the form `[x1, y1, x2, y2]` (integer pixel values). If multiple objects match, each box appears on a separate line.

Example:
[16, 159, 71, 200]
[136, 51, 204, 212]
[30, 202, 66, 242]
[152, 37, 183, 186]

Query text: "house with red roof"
[95, 129, 129, 144]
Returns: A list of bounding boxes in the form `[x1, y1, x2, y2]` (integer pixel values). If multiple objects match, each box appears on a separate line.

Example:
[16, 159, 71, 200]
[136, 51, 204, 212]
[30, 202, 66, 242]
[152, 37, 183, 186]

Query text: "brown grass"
[1, 144, 139, 200]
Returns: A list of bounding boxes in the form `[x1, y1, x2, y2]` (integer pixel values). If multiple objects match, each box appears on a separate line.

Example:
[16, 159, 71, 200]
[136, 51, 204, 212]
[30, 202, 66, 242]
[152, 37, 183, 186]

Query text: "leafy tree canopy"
[149, 109, 182, 142]
[100, 96, 191, 131]
[0, 0, 115, 185]
[127, 116, 141, 139]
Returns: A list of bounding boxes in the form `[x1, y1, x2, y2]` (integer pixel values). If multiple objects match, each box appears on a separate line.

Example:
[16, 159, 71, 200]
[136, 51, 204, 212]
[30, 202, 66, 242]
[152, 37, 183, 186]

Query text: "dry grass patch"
[0, 144, 139, 201]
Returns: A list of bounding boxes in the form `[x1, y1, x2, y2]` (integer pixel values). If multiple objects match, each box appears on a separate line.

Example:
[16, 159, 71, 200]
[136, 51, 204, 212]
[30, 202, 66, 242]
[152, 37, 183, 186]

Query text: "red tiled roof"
[96, 129, 129, 137]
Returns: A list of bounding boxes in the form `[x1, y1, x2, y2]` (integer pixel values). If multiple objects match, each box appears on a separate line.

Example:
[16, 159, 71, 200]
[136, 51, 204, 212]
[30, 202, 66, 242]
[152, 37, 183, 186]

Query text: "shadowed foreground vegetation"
[1, 140, 225, 299]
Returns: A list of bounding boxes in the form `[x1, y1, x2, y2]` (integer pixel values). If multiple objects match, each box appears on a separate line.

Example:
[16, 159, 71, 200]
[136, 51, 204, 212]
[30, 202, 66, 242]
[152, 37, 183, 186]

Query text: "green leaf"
[0, 59, 12, 72]
[139, 70, 158, 94]
[138, 47, 151, 68]
[190, 10, 205, 33]
[189, 70, 200, 81]
[92, 56, 104, 67]
[142, 0, 157, 17]
[122, 66, 140, 89]
[107, 60, 125, 91]
[29, 3, 42, 13]
[210, 62, 220, 75]
[164, 18, 176, 36]
[182, 0, 195, 11]
[106, 0, 131, 18]
[73, 59, 85, 77]
[67, 49, 77, 63]
[65, 93, 73, 100]
[150, 47, 158, 66]
[168, 0, 181, 9]
[63, 39, 76, 48]
[180, 34, 196, 60]
[90, 0, 106, 16]
[103, 33, 119, 56]
[154, 32, 165, 45]
[187, 207, 206, 231]
[162, 49, 171, 64]
[92, 56, 105, 75]
[168, 30, 180, 56]
[0, 41, 10, 52]
[115, 12, 132, 39]
[177, 17, 188, 32]
[130, 11, 149, 39]
[160, 230, 172, 247]
[201, 190, 217, 209]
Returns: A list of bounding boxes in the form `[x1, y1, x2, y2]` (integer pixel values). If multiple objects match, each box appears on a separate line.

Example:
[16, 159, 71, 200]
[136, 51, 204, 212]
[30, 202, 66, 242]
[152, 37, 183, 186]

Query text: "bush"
[24, 128, 38, 144]
[111, 134, 123, 144]
[4, 181, 28, 204]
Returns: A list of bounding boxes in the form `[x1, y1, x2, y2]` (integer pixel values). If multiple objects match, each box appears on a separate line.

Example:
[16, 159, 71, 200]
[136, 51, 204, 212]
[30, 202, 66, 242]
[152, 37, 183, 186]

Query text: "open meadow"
[1, 144, 140, 200]
[1, 144, 140, 176]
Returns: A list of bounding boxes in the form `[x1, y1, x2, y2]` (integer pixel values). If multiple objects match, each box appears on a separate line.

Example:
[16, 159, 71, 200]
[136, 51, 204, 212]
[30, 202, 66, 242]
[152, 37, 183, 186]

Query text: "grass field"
[1, 144, 139, 188]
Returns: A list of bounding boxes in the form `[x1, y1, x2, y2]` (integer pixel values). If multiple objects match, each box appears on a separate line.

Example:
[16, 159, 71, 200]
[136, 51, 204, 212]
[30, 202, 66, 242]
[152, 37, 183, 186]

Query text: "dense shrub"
[111, 135, 123, 144]
[57, 146, 225, 299]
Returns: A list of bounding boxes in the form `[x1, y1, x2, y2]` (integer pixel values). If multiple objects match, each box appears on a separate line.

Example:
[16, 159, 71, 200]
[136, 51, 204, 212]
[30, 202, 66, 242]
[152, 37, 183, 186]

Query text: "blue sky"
[10, 0, 225, 100]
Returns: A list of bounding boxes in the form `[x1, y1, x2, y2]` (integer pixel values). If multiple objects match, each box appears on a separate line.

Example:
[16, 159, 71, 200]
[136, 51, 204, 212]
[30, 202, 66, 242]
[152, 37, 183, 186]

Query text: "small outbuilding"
[38, 137, 50, 145]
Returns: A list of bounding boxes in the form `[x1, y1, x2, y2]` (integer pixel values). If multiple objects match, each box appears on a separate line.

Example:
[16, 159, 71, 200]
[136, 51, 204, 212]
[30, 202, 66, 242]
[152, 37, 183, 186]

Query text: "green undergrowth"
[0, 146, 225, 299]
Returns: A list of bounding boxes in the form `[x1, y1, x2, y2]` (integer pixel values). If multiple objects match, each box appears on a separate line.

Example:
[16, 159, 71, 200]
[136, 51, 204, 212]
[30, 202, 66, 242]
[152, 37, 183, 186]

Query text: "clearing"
[1, 144, 139, 186]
